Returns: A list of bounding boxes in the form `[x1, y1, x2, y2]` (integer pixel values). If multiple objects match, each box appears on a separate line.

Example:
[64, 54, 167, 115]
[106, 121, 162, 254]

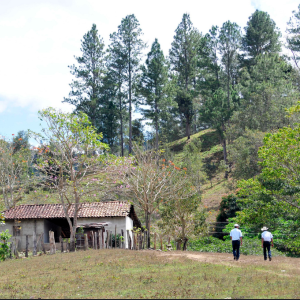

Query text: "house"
[2, 201, 141, 250]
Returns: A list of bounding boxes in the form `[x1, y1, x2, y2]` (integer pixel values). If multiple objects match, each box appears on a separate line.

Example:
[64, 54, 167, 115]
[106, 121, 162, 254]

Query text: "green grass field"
[1, 249, 300, 299]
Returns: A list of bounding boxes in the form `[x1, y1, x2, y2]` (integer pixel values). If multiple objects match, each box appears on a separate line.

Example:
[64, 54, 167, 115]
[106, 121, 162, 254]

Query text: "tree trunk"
[128, 47, 132, 154]
[182, 238, 188, 251]
[155, 100, 159, 150]
[145, 211, 151, 248]
[119, 81, 124, 157]
[186, 120, 191, 140]
[221, 136, 228, 179]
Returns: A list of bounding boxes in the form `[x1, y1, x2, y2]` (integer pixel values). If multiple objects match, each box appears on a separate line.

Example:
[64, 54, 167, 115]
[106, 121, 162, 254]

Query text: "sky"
[0, 0, 299, 141]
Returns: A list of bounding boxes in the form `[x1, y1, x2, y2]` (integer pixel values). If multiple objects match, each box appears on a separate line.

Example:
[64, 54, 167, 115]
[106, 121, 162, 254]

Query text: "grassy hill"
[1, 249, 300, 299]
[165, 129, 230, 221]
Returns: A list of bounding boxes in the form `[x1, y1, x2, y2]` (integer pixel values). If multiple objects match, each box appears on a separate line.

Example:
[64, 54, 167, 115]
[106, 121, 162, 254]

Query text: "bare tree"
[109, 144, 200, 248]
[33, 108, 110, 251]
[0, 136, 33, 209]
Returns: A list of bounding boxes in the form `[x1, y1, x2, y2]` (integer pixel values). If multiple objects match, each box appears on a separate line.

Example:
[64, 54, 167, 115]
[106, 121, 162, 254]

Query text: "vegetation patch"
[1, 250, 300, 299]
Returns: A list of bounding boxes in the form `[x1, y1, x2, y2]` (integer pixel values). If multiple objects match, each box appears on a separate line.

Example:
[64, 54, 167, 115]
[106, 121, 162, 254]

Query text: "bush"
[0, 230, 11, 261]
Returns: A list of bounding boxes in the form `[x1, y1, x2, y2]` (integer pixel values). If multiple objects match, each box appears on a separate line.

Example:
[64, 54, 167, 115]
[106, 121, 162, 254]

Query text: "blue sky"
[0, 0, 299, 142]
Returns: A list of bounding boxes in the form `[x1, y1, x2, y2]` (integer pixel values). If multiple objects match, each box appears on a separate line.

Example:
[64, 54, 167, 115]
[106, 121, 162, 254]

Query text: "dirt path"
[154, 251, 300, 276]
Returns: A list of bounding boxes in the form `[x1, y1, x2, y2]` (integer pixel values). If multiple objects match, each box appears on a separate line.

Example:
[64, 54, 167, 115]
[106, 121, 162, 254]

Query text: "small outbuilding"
[2, 201, 141, 250]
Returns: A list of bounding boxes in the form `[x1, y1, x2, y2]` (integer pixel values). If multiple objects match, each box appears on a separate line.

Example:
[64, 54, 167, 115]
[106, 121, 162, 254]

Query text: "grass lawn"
[1, 249, 300, 299]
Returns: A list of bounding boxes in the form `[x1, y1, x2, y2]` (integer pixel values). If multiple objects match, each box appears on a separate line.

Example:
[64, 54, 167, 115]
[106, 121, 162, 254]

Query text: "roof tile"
[3, 201, 131, 220]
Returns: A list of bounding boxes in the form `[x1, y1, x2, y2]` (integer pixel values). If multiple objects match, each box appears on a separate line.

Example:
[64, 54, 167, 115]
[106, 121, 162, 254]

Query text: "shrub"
[0, 230, 12, 261]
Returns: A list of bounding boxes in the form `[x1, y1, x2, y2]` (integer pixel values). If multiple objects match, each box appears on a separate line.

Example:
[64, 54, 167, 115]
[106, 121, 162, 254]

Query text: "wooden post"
[99, 230, 102, 250]
[9, 242, 13, 259]
[160, 236, 163, 251]
[91, 231, 94, 249]
[49, 231, 56, 255]
[41, 233, 46, 254]
[33, 231, 37, 256]
[114, 225, 117, 249]
[154, 233, 157, 250]
[110, 231, 112, 249]
[102, 229, 104, 249]
[84, 234, 88, 251]
[25, 235, 29, 258]
[15, 239, 19, 258]
[60, 236, 64, 253]
[98, 230, 101, 250]
[95, 232, 98, 250]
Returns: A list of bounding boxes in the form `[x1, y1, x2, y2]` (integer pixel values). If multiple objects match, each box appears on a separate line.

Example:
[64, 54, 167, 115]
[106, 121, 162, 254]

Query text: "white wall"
[2, 219, 44, 250]
[1, 215, 136, 250]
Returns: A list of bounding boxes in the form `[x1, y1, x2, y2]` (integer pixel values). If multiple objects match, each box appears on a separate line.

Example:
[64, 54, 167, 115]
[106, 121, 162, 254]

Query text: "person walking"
[261, 227, 273, 261]
[230, 224, 243, 261]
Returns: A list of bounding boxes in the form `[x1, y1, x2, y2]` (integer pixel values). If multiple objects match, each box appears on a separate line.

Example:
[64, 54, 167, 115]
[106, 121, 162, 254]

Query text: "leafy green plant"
[0, 230, 12, 261]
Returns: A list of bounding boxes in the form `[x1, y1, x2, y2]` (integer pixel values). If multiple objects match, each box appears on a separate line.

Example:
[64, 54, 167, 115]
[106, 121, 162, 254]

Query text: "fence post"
[41, 233, 46, 254]
[160, 236, 163, 251]
[99, 229, 102, 249]
[84, 234, 88, 251]
[33, 231, 37, 256]
[25, 235, 29, 258]
[9, 242, 13, 259]
[95, 232, 98, 250]
[114, 225, 117, 249]
[154, 233, 157, 250]
[91, 231, 94, 249]
[106, 231, 109, 249]
[110, 231, 113, 249]
[60, 236, 64, 253]
[15, 239, 19, 258]
[49, 231, 56, 255]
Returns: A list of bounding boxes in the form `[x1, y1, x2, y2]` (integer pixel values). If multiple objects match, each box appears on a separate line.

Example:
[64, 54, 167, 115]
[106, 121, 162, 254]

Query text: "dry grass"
[1, 249, 300, 299]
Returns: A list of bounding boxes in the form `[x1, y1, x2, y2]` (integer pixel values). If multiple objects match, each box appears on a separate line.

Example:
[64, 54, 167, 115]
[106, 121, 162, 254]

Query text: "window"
[13, 226, 21, 236]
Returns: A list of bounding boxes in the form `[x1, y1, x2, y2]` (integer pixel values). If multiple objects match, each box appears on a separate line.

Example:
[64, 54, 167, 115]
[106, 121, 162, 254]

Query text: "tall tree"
[243, 10, 281, 64]
[113, 14, 146, 154]
[286, 4, 300, 70]
[107, 32, 128, 156]
[139, 39, 170, 149]
[218, 21, 242, 112]
[230, 53, 298, 135]
[64, 24, 106, 129]
[169, 14, 201, 139]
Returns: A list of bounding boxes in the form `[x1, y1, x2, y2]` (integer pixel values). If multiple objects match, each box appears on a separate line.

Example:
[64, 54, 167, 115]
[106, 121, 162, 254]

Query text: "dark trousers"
[263, 241, 271, 259]
[232, 240, 240, 259]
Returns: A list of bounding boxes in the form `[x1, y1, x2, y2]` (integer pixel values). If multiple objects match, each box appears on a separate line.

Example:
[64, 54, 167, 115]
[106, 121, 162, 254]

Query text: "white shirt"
[262, 231, 273, 242]
[230, 228, 242, 241]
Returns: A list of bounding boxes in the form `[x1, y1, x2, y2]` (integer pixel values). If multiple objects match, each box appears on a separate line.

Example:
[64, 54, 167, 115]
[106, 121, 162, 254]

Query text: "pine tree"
[139, 39, 171, 149]
[63, 24, 106, 129]
[243, 10, 281, 63]
[286, 4, 300, 69]
[107, 32, 128, 156]
[169, 13, 201, 139]
[218, 21, 242, 111]
[113, 14, 146, 154]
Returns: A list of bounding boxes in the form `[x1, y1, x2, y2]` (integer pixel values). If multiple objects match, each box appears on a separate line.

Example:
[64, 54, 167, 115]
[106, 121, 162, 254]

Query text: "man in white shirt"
[230, 224, 243, 261]
[261, 226, 273, 261]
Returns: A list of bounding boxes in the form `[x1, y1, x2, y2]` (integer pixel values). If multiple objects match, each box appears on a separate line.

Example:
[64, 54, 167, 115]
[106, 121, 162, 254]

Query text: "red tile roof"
[3, 201, 131, 220]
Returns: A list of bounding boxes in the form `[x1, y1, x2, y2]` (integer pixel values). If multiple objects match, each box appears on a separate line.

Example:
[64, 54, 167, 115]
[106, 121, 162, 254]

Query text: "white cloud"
[0, 0, 299, 115]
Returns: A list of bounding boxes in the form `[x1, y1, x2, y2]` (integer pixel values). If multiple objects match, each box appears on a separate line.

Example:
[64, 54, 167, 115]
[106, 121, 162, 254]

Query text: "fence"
[7, 227, 185, 259]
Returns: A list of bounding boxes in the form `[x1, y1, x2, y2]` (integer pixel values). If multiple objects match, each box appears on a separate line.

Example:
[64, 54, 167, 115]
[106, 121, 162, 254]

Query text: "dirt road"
[155, 251, 300, 275]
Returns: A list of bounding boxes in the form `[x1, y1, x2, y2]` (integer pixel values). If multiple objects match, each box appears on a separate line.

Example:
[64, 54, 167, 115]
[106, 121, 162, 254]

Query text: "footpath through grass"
[1, 249, 300, 299]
